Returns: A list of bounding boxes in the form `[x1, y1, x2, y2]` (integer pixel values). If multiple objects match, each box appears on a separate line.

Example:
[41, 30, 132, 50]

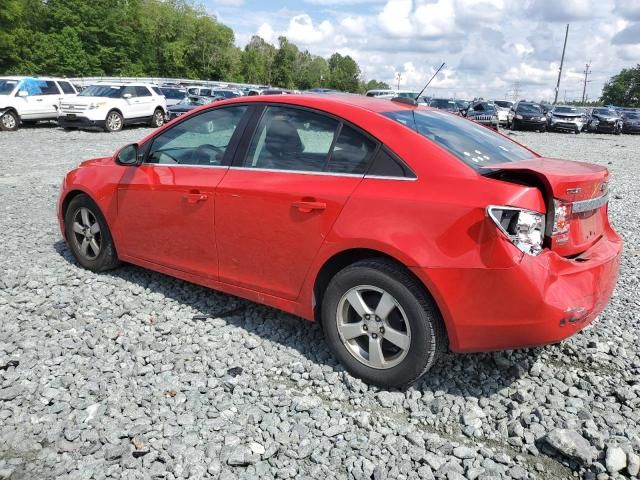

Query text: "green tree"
[601, 65, 640, 107]
[363, 79, 390, 92]
[327, 53, 360, 92]
[272, 36, 299, 89]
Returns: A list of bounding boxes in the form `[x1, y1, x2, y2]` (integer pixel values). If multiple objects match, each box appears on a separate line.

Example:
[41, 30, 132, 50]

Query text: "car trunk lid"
[483, 157, 609, 257]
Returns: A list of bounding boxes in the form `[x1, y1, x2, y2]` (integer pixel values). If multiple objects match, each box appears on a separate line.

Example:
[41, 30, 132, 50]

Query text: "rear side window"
[122, 86, 137, 98]
[135, 86, 152, 97]
[327, 125, 376, 174]
[243, 106, 339, 172]
[38, 81, 61, 95]
[58, 81, 76, 94]
[367, 147, 416, 178]
[383, 109, 534, 171]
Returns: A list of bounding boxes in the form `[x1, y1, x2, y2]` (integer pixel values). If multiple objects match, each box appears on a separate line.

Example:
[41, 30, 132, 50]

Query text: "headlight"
[487, 206, 545, 256]
[88, 102, 107, 110]
[515, 114, 523, 120]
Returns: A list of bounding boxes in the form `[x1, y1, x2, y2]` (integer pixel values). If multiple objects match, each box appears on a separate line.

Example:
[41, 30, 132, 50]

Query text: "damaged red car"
[57, 95, 622, 387]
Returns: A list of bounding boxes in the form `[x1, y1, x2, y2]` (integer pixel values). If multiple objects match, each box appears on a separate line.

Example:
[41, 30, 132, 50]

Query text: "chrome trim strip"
[364, 174, 417, 181]
[571, 193, 609, 213]
[141, 163, 229, 169]
[228, 166, 364, 178]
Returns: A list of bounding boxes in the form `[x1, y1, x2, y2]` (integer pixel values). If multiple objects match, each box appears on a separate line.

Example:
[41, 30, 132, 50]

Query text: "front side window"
[243, 106, 339, 172]
[383, 109, 535, 171]
[147, 106, 247, 166]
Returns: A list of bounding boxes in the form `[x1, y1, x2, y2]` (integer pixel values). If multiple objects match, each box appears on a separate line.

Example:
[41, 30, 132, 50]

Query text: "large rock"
[544, 429, 597, 465]
[605, 446, 626, 473]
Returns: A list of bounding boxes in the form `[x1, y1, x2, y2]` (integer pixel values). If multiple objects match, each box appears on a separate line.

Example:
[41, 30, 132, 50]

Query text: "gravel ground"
[0, 124, 639, 480]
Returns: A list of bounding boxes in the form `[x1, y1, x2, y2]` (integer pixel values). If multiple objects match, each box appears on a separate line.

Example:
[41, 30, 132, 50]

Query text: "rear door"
[215, 104, 377, 299]
[115, 105, 250, 278]
[135, 86, 155, 117]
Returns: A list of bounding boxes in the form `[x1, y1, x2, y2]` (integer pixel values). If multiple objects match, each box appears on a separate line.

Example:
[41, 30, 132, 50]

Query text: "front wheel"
[64, 194, 120, 272]
[322, 259, 446, 388]
[150, 108, 165, 128]
[0, 111, 19, 131]
[104, 110, 123, 132]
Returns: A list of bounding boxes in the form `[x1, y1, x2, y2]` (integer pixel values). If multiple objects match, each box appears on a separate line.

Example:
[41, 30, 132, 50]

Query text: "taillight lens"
[553, 199, 571, 235]
[487, 206, 545, 256]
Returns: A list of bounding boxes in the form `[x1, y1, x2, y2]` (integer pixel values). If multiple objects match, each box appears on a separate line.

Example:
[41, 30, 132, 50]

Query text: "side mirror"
[123, 93, 132, 99]
[17, 90, 28, 97]
[116, 143, 140, 165]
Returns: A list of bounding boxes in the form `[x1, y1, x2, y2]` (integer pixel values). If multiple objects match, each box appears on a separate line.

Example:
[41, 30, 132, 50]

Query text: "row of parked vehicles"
[2, 76, 639, 134]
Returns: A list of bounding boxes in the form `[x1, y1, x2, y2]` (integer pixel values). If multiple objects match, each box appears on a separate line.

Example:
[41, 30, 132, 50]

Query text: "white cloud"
[256, 23, 277, 44]
[378, 0, 413, 36]
[286, 14, 335, 44]
[340, 16, 367, 36]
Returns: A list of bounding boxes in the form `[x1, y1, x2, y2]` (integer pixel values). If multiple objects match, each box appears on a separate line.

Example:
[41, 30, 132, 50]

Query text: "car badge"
[566, 188, 581, 195]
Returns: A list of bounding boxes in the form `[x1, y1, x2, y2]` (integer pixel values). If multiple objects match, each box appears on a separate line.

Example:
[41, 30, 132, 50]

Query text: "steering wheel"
[190, 144, 224, 165]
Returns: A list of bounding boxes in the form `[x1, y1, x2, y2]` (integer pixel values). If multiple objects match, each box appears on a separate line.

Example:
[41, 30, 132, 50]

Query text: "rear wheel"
[322, 259, 446, 387]
[510, 119, 518, 130]
[104, 110, 123, 132]
[64, 194, 120, 272]
[0, 110, 19, 131]
[150, 108, 165, 128]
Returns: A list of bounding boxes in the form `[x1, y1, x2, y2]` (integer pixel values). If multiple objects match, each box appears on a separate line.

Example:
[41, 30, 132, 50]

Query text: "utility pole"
[553, 23, 569, 105]
[396, 73, 402, 90]
[510, 81, 521, 102]
[581, 61, 592, 105]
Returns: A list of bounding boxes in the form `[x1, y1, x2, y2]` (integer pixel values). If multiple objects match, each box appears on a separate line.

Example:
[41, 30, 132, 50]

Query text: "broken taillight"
[552, 199, 572, 244]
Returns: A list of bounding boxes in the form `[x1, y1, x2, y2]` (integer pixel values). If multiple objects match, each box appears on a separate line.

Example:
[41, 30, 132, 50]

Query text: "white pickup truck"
[0, 76, 78, 131]
[58, 83, 167, 132]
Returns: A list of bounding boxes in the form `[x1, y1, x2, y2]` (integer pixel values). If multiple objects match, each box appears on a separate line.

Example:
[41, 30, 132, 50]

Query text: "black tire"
[321, 258, 446, 388]
[150, 108, 165, 128]
[538, 125, 546, 133]
[574, 126, 580, 134]
[64, 194, 120, 272]
[104, 110, 123, 132]
[0, 110, 19, 131]
[511, 119, 518, 130]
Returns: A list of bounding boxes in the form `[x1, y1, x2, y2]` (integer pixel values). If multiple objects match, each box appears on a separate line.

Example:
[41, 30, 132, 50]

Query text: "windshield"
[0, 79, 19, 95]
[79, 85, 124, 98]
[396, 92, 419, 99]
[383, 109, 535, 171]
[430, 99, 458, 110]
[517, 103, 542, 114]
[594, 108, 617, 116]
[177, 96, 209, 106]
[553, 106, 579, 114]
[493, 101, 512, 109]
[472, 102, 497, 113]
[161, 88, 187, 100]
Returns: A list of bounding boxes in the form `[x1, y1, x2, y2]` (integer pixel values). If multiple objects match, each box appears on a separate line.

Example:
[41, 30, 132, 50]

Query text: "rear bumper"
[58, 115, 105, 130]
[412, 225, 622, 352]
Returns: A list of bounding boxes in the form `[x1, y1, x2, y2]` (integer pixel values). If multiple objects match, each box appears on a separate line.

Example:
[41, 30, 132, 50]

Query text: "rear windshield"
[430, 99, 457, 110]
[383, 109, 535, 170]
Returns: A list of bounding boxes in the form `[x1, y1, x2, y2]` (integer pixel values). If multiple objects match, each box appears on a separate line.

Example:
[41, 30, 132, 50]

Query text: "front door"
[216, 105, 377, 299]
[115, 105, 249, 278]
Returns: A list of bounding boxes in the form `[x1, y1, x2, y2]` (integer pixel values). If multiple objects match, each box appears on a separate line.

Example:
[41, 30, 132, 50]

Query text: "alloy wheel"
[336, 285, 411, 369]
[106, 112, 122, 131]
[154, 110, 164, 127]
[1, 113, 16, 130]
[71, 207, 102, 260]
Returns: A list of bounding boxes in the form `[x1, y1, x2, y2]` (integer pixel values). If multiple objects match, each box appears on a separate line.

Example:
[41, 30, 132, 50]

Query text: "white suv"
[58, 83, 167, 132]
[0, 76, 78, 131]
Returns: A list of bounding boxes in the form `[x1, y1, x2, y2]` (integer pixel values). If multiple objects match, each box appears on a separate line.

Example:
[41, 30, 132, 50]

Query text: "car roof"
[216, 93, 420, 115]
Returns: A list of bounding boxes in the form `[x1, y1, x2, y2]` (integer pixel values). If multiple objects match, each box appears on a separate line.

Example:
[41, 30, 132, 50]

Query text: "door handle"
[292, 200, 326, 213]
[36, 98, 43, 102]
[183, 192, 208, 204]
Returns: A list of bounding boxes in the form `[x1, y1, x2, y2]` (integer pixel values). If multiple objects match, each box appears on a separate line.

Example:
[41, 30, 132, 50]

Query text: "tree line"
[0, 0, 390, 93]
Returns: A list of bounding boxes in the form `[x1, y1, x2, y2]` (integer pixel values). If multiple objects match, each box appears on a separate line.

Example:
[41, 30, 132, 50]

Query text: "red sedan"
[57, 94, 622, 387]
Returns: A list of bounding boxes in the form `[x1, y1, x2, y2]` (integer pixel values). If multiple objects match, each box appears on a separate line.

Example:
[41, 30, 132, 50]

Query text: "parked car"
[186, 86, 215, 97]
[429, 98, 460, 113]
[620, 109, 640, 134]
[0, 76, 78, 131]
[507, 101, 546, 131]
[365, 89, 397, 98]
[166, 95, 223, 121]
[465, 101, 499, 129]
[586, 107, 622, 134]
[546, 105, 586, 134]
[58, 83, 167, 132]
[493, 100, 513, 125]
[211, 89, 243, 99]
[307, 88, 338, 94]
[160, 87, 188, 107]
[57, 94, 621, 387]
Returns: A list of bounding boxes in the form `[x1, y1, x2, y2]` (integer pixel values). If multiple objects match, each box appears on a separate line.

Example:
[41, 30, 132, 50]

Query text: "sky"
[206, 0, 640, 102]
